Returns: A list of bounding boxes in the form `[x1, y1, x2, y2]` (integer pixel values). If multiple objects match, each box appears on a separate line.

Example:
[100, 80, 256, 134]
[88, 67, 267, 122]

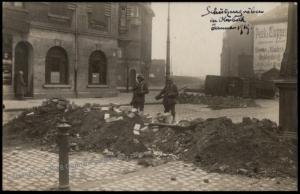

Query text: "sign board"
[253, 23, 287, 76]
[51, 72, 60, 83]
[92, 73, 100, 84]
[2, 59, 12, 85]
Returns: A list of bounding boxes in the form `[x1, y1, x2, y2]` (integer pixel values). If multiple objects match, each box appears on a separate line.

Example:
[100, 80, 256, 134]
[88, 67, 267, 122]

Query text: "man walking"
[130, 74, 149, 115]
[155, 77, 178, 123]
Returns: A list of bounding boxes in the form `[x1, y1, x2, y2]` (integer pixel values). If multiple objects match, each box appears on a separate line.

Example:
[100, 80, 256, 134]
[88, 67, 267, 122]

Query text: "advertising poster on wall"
[253, 22, 287, 75]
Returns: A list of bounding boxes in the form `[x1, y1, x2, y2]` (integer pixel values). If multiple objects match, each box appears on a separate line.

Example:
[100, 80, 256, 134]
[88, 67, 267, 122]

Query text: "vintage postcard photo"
[2, 1, 298, 191]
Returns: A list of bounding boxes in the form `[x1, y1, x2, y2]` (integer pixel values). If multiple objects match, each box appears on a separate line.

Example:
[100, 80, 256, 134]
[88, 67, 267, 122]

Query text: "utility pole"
[170, 56, 173, 76]
[166, 2, 171, 81]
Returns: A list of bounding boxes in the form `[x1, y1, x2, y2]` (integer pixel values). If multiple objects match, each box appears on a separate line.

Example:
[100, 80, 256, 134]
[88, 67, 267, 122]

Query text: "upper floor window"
[119, 4, 128, 33]
[88, 3, 111, 31]
[49, 3, 69, 17]
[130, 6, 139, 17]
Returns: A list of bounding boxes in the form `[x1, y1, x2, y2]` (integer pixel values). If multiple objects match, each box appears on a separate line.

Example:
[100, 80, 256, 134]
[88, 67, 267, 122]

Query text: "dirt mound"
[3, 98, 148, 155]
[134, 117, 296, 178]
[186, 117, 296, 178]
[196, 118, 296, 178]
[3, 98, 296, 178]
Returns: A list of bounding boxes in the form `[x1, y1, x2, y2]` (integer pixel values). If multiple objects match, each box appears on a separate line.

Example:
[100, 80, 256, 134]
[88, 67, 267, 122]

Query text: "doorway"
[14, 41, 33, 97]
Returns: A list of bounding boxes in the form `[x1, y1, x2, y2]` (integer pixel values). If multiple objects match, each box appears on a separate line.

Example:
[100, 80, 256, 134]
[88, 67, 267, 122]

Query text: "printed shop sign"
[92, 73, 100, 84]
[50, 72, 60, 83]
[253, 22, 287, 75]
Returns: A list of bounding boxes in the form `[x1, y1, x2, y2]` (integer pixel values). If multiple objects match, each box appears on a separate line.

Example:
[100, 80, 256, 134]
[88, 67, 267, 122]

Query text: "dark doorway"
[14, 42, 33, 97]
[129, 69, 136, 88]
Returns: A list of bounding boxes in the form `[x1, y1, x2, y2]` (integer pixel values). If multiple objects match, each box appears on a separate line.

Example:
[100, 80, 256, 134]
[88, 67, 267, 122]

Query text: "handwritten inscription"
[202, 6, 264, 35]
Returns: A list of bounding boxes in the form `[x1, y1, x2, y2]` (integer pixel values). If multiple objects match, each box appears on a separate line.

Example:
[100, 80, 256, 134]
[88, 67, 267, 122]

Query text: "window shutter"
[49, 3, 68, 16]
[92, 4, 106, 24]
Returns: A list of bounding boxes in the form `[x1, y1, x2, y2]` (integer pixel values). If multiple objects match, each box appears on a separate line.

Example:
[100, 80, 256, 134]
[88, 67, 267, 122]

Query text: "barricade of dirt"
[3, 98, 296, 178]
[3, 98, 148, 155]
[146, 117, 296, 178]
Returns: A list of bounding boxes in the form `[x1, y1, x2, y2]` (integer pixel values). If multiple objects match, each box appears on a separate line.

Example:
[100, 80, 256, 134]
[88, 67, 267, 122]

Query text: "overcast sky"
[151, 2, 281, 77]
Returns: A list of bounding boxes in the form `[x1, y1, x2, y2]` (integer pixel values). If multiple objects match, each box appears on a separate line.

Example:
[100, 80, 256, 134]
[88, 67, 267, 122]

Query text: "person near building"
[130, 74, 149, 115]
[15, 70, 26, 100]
[155, 77, 179, 123]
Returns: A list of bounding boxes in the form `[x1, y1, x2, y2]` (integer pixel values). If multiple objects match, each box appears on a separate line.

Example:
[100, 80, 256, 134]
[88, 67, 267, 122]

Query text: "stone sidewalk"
[2, 148, 297, 191]
[3, 91, 161, 111]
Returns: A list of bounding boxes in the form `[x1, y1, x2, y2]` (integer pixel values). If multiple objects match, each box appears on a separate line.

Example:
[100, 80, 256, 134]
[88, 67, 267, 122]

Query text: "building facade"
[3, 2, 154, 99]
[220, 4, 288, 80]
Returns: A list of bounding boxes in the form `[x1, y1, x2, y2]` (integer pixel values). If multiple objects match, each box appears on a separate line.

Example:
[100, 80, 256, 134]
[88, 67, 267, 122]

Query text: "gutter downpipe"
[74, 4, 78, 98]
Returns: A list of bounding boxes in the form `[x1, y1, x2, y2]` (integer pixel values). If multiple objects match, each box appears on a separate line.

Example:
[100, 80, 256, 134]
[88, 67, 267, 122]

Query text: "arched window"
[89, 51, 107, 85]
[45, 46, 68, 84]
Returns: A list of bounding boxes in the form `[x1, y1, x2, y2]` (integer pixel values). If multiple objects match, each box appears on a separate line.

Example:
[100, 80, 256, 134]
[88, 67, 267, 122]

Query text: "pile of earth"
[3, 98, 150, 156]
[3, 98, 296, 178]
[143, 117, 297, 178]
[177, 92, 258, 109]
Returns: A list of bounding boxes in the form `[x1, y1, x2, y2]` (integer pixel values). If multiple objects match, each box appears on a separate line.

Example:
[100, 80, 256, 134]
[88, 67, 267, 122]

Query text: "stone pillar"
[275, 3, 298, 132]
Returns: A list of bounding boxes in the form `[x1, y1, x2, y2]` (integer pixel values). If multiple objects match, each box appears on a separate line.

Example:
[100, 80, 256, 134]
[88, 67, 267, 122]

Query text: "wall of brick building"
[3, 2, 153, 99]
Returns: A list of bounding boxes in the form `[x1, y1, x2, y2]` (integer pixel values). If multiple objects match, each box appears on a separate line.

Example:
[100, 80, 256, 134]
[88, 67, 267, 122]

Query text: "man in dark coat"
[15, 71, 26, 100]
[155, 77, 179, 123]
[130, 74, 149, 114]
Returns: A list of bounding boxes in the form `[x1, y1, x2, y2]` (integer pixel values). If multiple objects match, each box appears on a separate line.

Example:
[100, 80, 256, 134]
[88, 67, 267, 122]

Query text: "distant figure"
[15, 70, 26, 100]
[155, 77, 179, 123]
[130, 74, 149, 115]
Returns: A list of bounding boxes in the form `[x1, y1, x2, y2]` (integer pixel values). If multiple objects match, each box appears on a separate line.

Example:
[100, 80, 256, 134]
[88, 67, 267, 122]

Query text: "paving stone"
[2, 148, 297, 191]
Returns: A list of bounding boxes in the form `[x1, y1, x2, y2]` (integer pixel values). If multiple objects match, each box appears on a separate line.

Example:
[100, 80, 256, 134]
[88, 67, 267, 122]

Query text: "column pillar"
[275, 3, 298, 133]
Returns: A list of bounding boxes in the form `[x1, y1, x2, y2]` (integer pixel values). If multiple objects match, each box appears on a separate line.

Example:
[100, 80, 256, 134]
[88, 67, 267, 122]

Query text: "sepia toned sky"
[151, 2, 281, 77]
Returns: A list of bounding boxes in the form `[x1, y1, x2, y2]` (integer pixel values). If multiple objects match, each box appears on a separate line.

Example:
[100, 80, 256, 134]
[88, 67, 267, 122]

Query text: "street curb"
[3, 102, 163, 112]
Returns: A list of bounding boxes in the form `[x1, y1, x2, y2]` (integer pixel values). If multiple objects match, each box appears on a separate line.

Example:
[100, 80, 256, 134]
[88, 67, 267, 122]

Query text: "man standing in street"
[155, 77, 179, 123]
[130, 74, 149, 115]
[15, 70, 26, 100]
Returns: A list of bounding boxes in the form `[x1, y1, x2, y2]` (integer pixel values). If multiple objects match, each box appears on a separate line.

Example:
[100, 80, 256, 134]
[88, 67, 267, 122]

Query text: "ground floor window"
[89, 50, 107, 85]
[45, 46, 68, 84]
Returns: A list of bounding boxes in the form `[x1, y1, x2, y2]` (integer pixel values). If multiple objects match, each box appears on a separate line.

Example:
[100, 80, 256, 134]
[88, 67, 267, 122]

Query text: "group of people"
[130, 74, 178, 123]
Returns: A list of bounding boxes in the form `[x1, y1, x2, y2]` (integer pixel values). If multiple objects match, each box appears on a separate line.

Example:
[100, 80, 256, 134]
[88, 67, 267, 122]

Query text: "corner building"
[3, 2, 154, 98]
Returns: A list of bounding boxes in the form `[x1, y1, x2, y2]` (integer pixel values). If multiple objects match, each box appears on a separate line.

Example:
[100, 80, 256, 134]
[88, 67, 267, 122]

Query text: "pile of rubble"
[3, 98, 296, 178]
[177, 92, 258, 109]
[138, 117, 296, 178]
[3, 98, 151, 155]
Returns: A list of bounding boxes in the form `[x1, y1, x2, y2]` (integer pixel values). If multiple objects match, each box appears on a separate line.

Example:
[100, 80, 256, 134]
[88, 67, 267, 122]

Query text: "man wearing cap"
[155, 77, 179, 123]
[130, 74, 149, 115]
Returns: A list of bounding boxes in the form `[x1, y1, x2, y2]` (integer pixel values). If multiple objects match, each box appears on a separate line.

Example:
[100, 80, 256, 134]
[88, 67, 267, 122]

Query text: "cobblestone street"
[3, 99, 291, 191]
[2, 148, 297, 191]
